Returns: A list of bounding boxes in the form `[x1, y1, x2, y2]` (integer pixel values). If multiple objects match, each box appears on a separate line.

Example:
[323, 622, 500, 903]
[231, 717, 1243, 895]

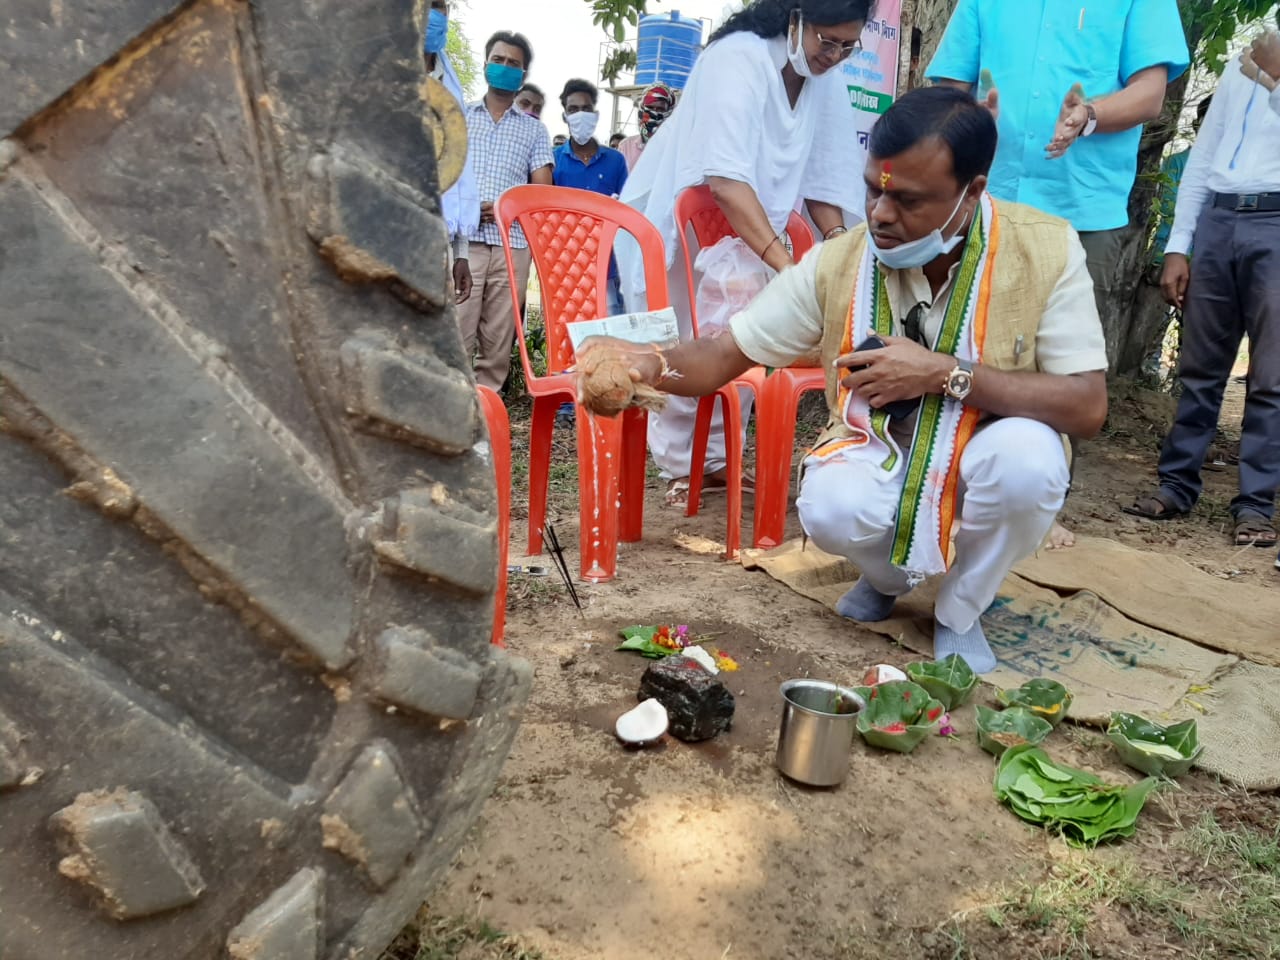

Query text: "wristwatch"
[943, 358, 975, 401]
[1080, 103, 1098, 138]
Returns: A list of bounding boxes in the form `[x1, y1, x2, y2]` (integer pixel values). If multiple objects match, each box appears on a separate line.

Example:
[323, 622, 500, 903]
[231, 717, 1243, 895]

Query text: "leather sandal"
[1122, 490, 1188, 521]
[1234, 514, 1278, 548]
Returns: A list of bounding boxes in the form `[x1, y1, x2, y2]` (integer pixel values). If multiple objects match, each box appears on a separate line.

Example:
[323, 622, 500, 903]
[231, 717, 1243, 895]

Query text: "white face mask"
[787, 12, 813, 78]
[868, 183, 974, 270]
[566, 111, 599, 145]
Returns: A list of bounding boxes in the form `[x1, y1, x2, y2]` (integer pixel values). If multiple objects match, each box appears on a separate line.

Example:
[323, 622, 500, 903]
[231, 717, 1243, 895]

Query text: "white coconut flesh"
[615, 698, 669, 744]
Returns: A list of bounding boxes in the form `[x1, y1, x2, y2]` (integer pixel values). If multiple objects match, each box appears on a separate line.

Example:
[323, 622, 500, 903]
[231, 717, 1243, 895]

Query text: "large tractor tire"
[0, 2, 530, 958]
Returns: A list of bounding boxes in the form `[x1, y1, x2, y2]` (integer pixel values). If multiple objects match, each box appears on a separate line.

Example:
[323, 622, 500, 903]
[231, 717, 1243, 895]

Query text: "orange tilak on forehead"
[879, 161, 893, 189]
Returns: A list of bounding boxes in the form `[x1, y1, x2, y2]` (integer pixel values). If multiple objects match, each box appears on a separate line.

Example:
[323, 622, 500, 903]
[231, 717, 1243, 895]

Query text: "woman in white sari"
[618, 0, 872, 506]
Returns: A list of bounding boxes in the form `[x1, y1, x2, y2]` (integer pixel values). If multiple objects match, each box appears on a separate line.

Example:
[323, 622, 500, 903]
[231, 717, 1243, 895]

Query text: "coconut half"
[615, 698, 669, 745]
[862, 663, 908, 686]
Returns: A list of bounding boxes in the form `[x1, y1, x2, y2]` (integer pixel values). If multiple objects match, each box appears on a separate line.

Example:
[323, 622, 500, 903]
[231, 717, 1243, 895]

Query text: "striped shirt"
[464, 100, 554, 248]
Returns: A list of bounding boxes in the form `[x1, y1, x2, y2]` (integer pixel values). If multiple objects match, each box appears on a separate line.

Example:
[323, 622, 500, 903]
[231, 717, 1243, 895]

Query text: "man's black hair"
[609, 131, 625, 145]
[517, 82, 545, 100]
[709, 0, 873, 44]
[868, 85, 997, 183]
[484, 30, 533, 69]
[559, 78, 599, 109]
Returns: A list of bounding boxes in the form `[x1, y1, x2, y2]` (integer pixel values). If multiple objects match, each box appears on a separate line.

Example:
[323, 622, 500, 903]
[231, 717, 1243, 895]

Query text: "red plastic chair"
[495, 186, 660, 582]
[477, 386, 510, 646]
[673, 185, 828, 551]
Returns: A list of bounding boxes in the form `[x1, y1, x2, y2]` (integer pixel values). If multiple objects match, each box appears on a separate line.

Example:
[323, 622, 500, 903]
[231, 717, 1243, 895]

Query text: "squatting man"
[575, 88, 1108, 673]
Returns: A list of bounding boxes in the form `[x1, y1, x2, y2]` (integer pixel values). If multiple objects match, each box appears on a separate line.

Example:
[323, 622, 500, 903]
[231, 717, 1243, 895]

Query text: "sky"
[453, 0, 739, 139]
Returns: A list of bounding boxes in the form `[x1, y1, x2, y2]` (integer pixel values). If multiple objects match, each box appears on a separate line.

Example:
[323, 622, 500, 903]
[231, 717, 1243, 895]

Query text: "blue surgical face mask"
[424, 9, 448, 55]
[868, 183, 973, 270]
[485, 61, 525, 93]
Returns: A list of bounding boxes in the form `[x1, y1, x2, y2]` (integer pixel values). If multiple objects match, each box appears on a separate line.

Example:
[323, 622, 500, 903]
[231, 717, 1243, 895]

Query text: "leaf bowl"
[975, 705, 1053, 757]
[855, 680, 945, 754]
[1106, 712, 1202, 777]
[997, 679, 1073, 727]
[906, 654, 980, 709]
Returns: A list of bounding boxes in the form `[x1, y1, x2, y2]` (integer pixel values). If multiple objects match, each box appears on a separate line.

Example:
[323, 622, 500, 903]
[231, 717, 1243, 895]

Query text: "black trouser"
[1157, 204, 1280, 519]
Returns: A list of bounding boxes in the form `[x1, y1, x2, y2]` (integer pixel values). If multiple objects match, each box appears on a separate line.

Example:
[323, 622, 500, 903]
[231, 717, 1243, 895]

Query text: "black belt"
[1212, 191, 1280, 212]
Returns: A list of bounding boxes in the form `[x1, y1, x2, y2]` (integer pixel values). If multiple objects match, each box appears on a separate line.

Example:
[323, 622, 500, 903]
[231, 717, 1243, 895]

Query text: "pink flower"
[938, 713, 955, 737]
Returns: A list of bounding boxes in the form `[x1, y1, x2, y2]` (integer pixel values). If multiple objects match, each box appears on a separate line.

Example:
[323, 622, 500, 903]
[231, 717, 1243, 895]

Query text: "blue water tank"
[635, 11, 703, 90]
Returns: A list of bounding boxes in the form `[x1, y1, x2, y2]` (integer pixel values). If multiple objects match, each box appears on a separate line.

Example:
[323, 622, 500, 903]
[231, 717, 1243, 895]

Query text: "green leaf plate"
[906, 654, 979, 709]
[975, 705, 1053, 757]
[1106, 712, 1202, 777]
[994, 744, 1158, 846]
[616, 625, 681, 659]
[997, 679, 1073, 727]
[855, 680, 945, 754]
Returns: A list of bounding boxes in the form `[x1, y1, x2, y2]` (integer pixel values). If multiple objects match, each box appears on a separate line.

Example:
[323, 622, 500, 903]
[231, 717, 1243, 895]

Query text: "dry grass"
[380, 909, 551, 960]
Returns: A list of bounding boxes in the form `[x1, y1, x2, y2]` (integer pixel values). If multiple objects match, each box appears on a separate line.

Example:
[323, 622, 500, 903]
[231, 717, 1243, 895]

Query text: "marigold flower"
[713, 649, 739, 672]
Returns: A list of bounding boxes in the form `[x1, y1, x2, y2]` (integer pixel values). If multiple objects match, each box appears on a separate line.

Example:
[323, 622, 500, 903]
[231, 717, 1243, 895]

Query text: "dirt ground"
[391, 379, 1279, 960]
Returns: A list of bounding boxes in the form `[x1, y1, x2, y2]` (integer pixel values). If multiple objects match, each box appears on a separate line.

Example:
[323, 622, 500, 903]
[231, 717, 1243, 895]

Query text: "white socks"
[933, 619, 997, 674]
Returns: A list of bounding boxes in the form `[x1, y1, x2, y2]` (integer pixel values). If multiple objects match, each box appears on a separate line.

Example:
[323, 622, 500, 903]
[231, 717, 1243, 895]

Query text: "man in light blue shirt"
[929, 0, 1188, 549]
[928, 0, 1189, 316]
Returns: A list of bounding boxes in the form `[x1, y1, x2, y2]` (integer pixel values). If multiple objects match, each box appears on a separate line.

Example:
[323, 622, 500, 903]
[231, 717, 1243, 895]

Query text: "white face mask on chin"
[566, 111, 599, 145]
[868, 183, 974, 270]
[787, 13, 814, 78]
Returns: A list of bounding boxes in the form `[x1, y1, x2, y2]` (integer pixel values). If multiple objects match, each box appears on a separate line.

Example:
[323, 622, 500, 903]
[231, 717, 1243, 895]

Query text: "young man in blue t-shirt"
[552, 78, 629, 316]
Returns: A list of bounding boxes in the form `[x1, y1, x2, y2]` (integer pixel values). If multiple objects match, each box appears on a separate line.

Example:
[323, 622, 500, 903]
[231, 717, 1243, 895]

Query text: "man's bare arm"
[575, 334, 755, 410]
[1080, 66, 1168, 132]
[1046, 67, 1168, 156]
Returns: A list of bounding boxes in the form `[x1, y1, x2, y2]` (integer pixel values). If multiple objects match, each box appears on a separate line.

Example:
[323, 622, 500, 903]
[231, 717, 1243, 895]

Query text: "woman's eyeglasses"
[813, 30, 862, 61]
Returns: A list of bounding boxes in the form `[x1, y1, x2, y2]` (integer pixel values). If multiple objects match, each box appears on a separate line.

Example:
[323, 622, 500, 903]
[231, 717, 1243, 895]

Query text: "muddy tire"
[0, 3, 529, 958]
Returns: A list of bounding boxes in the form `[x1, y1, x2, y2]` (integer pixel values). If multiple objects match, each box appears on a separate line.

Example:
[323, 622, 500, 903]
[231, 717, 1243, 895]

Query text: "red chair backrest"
[495, 186, 671, 378]
[672, 185, 816, 336]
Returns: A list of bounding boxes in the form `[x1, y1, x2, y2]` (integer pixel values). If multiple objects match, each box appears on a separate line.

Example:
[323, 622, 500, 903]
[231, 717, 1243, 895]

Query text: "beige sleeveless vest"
[810, 200, 1072, 449]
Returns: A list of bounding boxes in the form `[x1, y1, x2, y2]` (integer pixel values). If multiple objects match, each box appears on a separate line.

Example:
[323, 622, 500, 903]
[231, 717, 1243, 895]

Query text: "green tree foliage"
[588, 0, 650, 43]
[446, 18, 479, 99]
[601, 46, 638, 83]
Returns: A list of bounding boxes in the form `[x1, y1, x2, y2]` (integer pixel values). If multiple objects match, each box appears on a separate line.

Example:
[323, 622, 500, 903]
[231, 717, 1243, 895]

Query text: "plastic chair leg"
[687, 389, 742, 558]
[574, 406, 623, 583]
[477, 386, 510, 647]
[526, 394, 558, 557]
[619, 407, 647, 542]
[687, 395, 716, 518]
[754, 376, 802, 550]
[719, 388, 742, 560]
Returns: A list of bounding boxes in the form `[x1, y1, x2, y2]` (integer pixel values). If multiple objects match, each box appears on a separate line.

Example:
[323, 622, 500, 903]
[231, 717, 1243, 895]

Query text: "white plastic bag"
[692, 236, 775, 337]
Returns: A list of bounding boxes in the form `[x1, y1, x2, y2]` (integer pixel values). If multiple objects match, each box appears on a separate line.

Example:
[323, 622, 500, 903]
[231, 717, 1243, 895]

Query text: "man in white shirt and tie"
[1127, 28, 1280, 558]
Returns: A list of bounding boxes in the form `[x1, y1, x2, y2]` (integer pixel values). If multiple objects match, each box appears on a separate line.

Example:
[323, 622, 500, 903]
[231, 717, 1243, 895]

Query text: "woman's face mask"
[787, 12, 814, 78]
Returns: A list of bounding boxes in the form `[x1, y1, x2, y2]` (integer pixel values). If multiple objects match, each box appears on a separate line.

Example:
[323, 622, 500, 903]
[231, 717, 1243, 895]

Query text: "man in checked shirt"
[457, 31, 554, 391]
